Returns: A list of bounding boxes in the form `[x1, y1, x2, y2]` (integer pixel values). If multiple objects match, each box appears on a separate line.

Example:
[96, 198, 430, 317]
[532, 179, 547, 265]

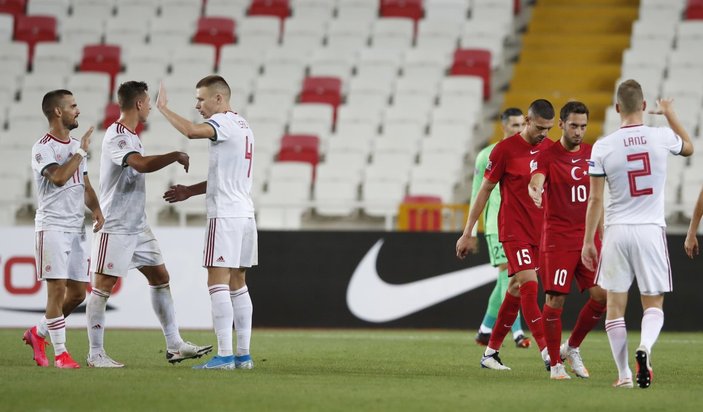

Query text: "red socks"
[542, 304, 563, 366]
[487, 292, 521, 350]
[519, 281, 546, 350]
[568, 298, 606, 348]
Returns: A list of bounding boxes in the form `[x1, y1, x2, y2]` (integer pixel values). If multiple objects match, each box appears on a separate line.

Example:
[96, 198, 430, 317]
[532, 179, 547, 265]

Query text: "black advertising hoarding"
[247, 231, 701, 331]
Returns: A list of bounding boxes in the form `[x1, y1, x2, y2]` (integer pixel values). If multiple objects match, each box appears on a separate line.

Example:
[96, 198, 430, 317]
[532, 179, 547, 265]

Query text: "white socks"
[231, 286, 253, 356]
[87, 288, 109, 356]
[149, 283, 184, 351]
[210, 285, 233, 356]
[605, 318, 631, 380]
[47, 316, 66, 355]
[37, 316, 49, 338]
[478, 324, 492, 334]
[640, 307, 664, 354]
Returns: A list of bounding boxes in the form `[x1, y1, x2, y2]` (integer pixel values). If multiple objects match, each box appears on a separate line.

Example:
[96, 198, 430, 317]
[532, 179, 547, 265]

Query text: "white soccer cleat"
[480, 352, 511, 370]
[87, 352, 124, 368]
[612, 377, 634, 388]
[167, 341, 213, 363]
[550, 363, 571, 380]
[560, 343, 590, 378]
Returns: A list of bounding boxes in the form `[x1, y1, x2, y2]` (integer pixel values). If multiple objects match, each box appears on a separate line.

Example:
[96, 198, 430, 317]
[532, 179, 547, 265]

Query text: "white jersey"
[589, 124, 683, 227]
[99, 122, 146, 234]
[205, 111, 255, 218]
[31, 133, 87, 232]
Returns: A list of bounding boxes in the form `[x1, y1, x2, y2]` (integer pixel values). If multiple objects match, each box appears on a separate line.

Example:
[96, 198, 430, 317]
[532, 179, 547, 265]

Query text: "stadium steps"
[494, 0, 640, 144]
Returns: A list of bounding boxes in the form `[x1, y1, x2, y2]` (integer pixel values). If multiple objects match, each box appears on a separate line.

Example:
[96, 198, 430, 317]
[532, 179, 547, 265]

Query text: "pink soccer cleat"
[23, 326, 49, 367]
[55, 352, 81, 369]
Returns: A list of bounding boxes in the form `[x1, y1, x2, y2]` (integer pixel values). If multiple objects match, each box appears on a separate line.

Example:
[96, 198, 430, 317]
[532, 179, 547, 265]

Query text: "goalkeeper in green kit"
[469, 108, 531, 348]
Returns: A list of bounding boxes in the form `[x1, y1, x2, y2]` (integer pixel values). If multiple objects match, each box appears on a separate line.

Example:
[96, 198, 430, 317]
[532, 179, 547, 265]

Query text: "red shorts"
[502, 241, 539, 277]
[541, 250, 597, 294]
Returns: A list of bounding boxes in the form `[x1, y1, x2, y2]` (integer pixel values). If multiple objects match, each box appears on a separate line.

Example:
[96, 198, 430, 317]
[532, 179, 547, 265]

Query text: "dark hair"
[196, 75, 231, 97]
[616, 79, 644, 115]
[501, 107, 523, 123]
[559, 101, 589, 121]
[528, 99, 555, 120]
[117, 81, 149, 110]
[41, 89, 73, 120]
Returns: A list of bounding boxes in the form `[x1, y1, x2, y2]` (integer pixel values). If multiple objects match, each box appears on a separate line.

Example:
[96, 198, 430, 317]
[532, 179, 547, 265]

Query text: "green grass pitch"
[1, 329, 701, 411]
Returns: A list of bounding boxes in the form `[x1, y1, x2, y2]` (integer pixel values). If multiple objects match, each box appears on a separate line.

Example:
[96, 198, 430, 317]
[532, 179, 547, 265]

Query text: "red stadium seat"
[299, 76, 342, 124]
[192, 17, 236, 70]
[248, 0, 290, 20]
[450, 48, 491, 100]
[79, 44, 121, 93]
[0, 0, 26, 19]
[13, 14, 56, 66]
[278, 134, 320, 178]
[380, 0, 423, 22]
[687, 0, 703, 19]
[102, 102, 144, 133]
[400, 195, 442, 231]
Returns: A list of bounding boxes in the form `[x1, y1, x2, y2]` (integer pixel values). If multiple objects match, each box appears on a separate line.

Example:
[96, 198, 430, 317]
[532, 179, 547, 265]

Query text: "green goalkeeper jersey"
[470, 143, 501, 236]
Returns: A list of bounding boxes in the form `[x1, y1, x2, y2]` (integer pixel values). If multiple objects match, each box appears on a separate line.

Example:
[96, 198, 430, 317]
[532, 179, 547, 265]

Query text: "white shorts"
[202, 217, 258, 269]
[91, 227, 164, 277]
[596, 224, 672, 295]
[35, 230, 90, 282]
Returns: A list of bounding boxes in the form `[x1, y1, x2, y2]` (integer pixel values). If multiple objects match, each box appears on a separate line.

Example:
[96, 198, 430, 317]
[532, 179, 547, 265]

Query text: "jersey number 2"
[627, 152, 653, 197]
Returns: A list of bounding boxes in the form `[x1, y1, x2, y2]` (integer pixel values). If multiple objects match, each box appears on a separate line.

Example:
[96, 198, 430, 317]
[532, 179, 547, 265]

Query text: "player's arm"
[83, 174, 104, 232]
[41, 127, 93, 187]
[528, 173, 546, 208]
[582, 176, 605, 270]
[457, 178, 497, 259]
[684, 186, 703, 258]
[163, 181, 207, 203]
[156, 82, 216, 140]
[651, 98, 694, 157]
[125, 151, 189, 174]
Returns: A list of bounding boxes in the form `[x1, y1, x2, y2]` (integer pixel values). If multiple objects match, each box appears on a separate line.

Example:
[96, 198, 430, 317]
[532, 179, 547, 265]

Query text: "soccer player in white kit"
[24, 89, 104, 368]
[582, 79, 694, 389]
[684, 187, 703, 259]
[156, 75, 257, 370]
[85, 81, 212, 367]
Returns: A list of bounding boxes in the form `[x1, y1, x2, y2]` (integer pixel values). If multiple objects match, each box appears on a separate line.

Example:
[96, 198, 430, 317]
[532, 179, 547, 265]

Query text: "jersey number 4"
[627, 152, 653, 197]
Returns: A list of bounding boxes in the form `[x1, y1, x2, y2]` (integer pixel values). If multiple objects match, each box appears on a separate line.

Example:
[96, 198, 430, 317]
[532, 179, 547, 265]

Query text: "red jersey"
[532, 141, 592, 251]
[485, 133, 552, 246]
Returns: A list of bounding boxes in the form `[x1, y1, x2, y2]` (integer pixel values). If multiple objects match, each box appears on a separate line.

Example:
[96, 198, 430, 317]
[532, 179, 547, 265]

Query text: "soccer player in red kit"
[528, 101, 607, 380]
[457, 99, 555, 370]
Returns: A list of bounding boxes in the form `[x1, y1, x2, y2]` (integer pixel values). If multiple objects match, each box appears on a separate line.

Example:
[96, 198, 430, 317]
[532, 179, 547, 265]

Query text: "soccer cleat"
[480, 352, 511, 370]
[193, 355, 235, 370]
[87, 352, 124, 368]
[55, 352, 80, 369]
[635, 346, 653, 389]
[549, 363, 571, 380]
[541, 347, 551, 371]
[22, 326, 49, 367]
[166, 341, 214, 364]
[235, 354, 254, 369]
[514, 334, 531, 349]
[560, 343, 590, 378]
[612, 377, 634, 388]
[474, 332, 490, 346]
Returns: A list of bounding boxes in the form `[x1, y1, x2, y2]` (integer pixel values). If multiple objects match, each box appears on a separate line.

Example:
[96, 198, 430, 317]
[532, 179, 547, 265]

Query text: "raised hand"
[649, 98, 674, 116]
[156, 81, 168, 110]
[80, 126, 94, 152]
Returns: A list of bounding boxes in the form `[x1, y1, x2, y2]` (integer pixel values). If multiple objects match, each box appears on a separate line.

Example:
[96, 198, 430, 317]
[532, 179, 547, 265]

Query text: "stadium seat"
[415, 19, 462, 55]
[248, 0, 290, 20]
[104, 16, 149, 49]
[237, 16, 281, 47]
[13, 15, 57, 66]
[32, 42, 79, 73]
[27, 0, 69, 18]
[398, 195, 442, 231]
[308, 48, 354, 85]
[149, 16, 195, 48]
[337, 0, 379, 21]
[0, 0, 26, 19]
[449, 49, 491, 100]
[277, 134, 320, 175]
[282, 17, 326, 53]
[171, 44, 217, 75]
[79, 44, 121, 93]
[192, 17, 236, 69]
[380, 0, 424, 23]
[326, 19, 371, 49]
[313, 178, 359, 217]
[102, 102, 120, 129]
[372, 17, 415, 49]
[0, 14, 13, 41]
[205, 0, 248, 19]
[687, 0, 703, 19]
[293, 0, 334, 21]
[299, 76, 342, 121]
[70, 0, 115, 21]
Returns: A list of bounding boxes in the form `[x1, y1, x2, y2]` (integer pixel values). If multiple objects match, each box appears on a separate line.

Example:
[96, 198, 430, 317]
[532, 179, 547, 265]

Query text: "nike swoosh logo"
[530, 150, 539, 154]
[571, 159, 580, 163]
[346, 240, 498, 322]
[531, 317, 542, 323]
